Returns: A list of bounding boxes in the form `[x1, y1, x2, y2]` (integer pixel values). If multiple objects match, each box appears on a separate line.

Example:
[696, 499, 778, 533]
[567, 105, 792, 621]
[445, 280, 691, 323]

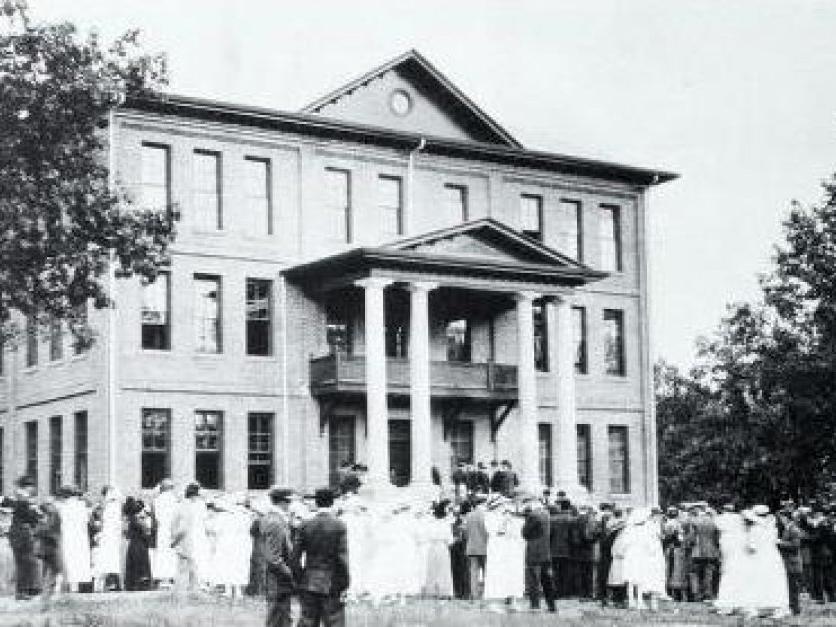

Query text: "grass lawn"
[0, 592, 835, 626]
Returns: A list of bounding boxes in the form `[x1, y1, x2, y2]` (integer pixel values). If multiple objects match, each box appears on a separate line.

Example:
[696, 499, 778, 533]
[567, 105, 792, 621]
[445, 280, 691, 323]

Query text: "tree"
[657, 174, 836, 507]
[0, 1, 175, 342]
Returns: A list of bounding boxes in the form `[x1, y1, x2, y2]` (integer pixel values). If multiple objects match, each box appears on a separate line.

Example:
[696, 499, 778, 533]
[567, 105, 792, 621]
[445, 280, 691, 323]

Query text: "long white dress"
[714, 513, 747, 611]
[343, 508, 371, 596]
[58, 497, 92, 585]
[208, 508, 252, 586]
[483, 512, 525, 600]
[151, 491, 177, 580]
[422, 517, 454, 597]
[94, 497, 123, 576]
[737, 518, 789, 613]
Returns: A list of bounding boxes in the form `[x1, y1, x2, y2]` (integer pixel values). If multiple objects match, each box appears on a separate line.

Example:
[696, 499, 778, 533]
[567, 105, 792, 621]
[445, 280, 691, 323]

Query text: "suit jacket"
[777, 519, 805, 575]
[688, 515, 720, 560]
[291, 510, 349, 595]
[262, 511, 295, 598]
[549, 510, 574, 559]
[464, 508, 488, 556]
[523, 508, 551, 564]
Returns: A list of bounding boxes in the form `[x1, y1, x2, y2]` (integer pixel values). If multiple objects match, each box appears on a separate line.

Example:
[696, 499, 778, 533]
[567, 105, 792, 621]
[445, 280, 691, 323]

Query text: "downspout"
[406, 137, 427, 233]
[106, 106, 119, 486]
[280, 275, 290, 483]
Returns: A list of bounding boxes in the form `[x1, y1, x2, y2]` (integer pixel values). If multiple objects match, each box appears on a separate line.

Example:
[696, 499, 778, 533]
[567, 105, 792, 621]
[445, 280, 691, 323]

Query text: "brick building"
[0, 50, 675, 505]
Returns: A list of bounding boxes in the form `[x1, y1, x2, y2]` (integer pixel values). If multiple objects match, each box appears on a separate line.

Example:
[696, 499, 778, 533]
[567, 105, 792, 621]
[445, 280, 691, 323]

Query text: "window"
[443, 184, 468, 223]
[141, 144, 169, 211]
[141, 409, 170, 489]
[142, 272, 170, 350]
[520, 194, 543, 241]
[577, 424, 592, 490]
[248, 413, 273, 490]
[25, 314, 37, 367]
[194, 275, 222, 353]
[538, 423, 553, 487]
[243, 157, 271, 236]
[608, 425, 630, 493]
[386, 322, 408, 359]
[603, 309, 625, 376]
[49, 318, 62, 361]
[195, 410, 223, 489]
[193, 150, 222, 231]
[448, 420, 473, 476]
[533, 299, 548, 372]
[25, 420, 37, 492]
[559, 199, 583, 262]
[378, 175, 403, 239]
[49, 416, 61, 495]
[326, 312, 352, 356]
[74, 411, 88, 492]
[246, 279, 272, 356]
[325, 168, 351, 243]
[573, 306, 588, 374]
[599, 205, 622, 271]
[445, 319, 471, 362]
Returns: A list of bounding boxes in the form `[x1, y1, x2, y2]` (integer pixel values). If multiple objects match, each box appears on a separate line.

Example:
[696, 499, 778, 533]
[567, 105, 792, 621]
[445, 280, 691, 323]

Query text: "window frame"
[247, 412, 274, 490]
[73, 411, 88, 492]
[243, 156, 272, 236]
[533, 298, 549, 372]
[192, 149, 223, 231]
[603, 308, 626, 376]
[25, 420, 38, 492]
[140, 142, 171, 215]
[538, 422, 553, 487]
[49, 415, 62, 496]
[444, 183, 469, 222]
[141, 408, 170, 489]
[246, 278, 273, 356]
[520, 194, 543, 241]
[599, 204, 623, 272]
[378, 174, 404, 239]
[195, 410, 224, 490]
[608, 425, 630, 494]
[194, 274, 223, 354]
[325, 167, 352, 244]
[141, 271, 171, 351]
[576, 423, 592, 490]
[559, 198, 584, 262]
[572, 306, 588, 375]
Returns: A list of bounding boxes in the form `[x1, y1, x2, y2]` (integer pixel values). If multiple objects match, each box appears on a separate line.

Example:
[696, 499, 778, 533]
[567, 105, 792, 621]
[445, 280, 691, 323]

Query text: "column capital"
[355, 276, 394, 291]
[406, 280, 439, 293]
[513, 290, 540, 303]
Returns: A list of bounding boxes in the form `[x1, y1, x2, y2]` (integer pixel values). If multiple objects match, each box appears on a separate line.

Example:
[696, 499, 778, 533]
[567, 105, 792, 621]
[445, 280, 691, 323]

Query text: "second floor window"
[603, 309, 625, 376]
[246, 279, 272, 356]
[142, 272, 170, 350]
[244, 157, 271, 236]
[533, 299, 548, 372]
[194, 275, 222, 353]
[141, 143, 169, 211]
[560, 199, 583, 261]
[520, 194, 543, 241]
[573, 306, 588, 374]
[445, 319, 471, 363]
[599, 205, 622, 272]
[193, 150, 222, 231]
[444, 184, 468, 223]
[325, 168, 351, 243]
[378, 175, 403, 240]
[326, 312, 352, 356]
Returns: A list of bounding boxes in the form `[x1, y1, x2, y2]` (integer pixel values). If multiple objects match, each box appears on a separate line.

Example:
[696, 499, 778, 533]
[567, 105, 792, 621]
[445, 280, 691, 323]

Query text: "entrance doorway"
[388, 419, 411, 487]
[328, 416, 356, 488]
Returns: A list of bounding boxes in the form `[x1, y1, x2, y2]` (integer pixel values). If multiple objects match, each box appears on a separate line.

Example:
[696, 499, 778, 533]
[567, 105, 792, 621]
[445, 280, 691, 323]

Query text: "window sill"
[603, 374, 630, 382]
[70, 352, 89, 362]
[192, 229, 225, 237]
[193, 352, 224, 359]
[140, 349, 173, 355]
[46, 359, 66, 368]
[244, 355, 278, 362]
[22, 366, 38, 374]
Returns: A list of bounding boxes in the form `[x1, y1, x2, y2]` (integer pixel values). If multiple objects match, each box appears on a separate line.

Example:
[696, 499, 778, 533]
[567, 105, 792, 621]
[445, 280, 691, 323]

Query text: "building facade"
[0, 51, 675, 505]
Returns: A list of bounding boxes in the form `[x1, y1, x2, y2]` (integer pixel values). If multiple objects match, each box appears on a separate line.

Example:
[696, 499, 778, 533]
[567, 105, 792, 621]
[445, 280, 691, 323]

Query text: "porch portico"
[283, 219, 606, 497]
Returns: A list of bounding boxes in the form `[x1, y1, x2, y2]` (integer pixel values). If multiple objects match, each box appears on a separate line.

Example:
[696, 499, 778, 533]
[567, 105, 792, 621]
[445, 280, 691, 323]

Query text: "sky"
[30, 0, 836, 367]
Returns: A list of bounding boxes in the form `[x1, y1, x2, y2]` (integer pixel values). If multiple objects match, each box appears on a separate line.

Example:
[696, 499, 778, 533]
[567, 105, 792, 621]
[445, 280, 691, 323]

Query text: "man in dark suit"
[549, 499, 575, 598]
[262, 486, 295, 627]
[686, 505, 720, 601]
[291, 488, 349, 627]
[522, 498, 556, 611]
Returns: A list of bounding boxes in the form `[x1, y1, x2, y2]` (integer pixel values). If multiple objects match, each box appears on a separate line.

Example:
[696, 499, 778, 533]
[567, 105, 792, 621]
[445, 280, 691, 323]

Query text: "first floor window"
[248, 413, 273, 490]
[448, 420, 474, 476]
[573, 306, 588, 374]
[74, 411, 88, 492]
[195, 410, 223, 489]
[608, 425, 630, 494]
[25, 421, 38, 492]
[603, 309, 625, 376]
[538, 423, 553, 487]
[142, 409, 170, 489]
[194, 275, 222, 353]
[445, 319, 471, 362]
[142, 272, 171, 350]
[246, 279, 272, 356]
[577, 424, 592, 490]
[49, 416, 62, 495]
[533, 299, 548, 372]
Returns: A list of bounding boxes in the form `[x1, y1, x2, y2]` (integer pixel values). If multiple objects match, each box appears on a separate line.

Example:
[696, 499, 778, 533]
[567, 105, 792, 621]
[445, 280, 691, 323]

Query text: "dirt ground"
[0, 592, 835, 626]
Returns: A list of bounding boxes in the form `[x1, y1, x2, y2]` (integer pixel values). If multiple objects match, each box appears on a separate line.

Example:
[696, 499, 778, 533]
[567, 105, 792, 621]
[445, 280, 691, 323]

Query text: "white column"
[408, 281, 437, 490]
[554, 296, 583, 495]
[515, 291, 541, 492]
[357, 277, 393, 489]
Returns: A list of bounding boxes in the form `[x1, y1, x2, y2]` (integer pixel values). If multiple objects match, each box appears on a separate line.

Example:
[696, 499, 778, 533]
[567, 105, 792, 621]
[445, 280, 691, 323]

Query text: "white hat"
[752, 504, 770, 516]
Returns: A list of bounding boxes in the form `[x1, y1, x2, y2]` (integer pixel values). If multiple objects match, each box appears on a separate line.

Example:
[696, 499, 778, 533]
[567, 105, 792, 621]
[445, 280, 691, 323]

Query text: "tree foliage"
[0, 0, 175, 340]
[657, 175, 836, 507]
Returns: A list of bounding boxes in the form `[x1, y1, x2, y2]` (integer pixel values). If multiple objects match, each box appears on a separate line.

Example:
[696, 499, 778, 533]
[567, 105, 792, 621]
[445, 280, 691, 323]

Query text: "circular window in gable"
[389, 89, 413, 117]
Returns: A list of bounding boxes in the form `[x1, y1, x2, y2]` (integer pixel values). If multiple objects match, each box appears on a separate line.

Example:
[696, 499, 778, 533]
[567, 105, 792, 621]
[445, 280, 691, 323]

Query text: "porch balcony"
[309, 353, 518, 401]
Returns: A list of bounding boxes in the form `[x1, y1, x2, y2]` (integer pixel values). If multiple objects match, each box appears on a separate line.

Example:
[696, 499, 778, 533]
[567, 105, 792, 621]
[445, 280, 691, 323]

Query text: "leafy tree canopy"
[0, 0, 175, 342]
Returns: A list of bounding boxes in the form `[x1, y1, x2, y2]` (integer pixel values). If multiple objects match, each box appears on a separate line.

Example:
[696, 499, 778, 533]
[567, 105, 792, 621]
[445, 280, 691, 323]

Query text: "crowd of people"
[0, 467, 833, 624]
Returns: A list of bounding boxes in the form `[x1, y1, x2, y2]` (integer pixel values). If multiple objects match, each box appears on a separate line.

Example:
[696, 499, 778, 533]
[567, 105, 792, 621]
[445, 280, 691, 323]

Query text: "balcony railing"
[309, 353, 518, 400]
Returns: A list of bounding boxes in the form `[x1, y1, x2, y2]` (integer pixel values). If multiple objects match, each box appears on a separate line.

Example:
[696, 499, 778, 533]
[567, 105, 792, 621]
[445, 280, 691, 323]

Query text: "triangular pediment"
[301, 50, 520, 147]
[385, 218, 584, 269]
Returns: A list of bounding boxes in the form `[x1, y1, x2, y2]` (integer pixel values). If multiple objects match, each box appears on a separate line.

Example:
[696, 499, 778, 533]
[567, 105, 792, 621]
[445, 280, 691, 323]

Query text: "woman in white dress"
[340, 498, 371, 598]
[620, 507, 666, 610]
[736, 507, 790, 617]
[93, 485, 123, 591]
[714, 508, 747, 614]
[57, 488, 92, 591]
[208, 496, 252, 599]
[422, 504, 455, 598]
[483, 507, 525, 603]
[151, 480, 177, 586]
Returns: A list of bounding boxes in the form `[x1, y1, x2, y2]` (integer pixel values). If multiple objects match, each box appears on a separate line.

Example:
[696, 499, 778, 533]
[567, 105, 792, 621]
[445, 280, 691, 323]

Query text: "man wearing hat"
[263, 486, 295, 627]
[8, 476, 41, 600]
[291, 488, 349, 627]
[523, 497, 556, 611]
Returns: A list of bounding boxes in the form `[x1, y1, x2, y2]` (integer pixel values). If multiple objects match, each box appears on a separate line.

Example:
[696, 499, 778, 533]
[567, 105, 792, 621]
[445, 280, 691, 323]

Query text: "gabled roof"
[282, 218, 607, 290]
[301, 49, 522, 148]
